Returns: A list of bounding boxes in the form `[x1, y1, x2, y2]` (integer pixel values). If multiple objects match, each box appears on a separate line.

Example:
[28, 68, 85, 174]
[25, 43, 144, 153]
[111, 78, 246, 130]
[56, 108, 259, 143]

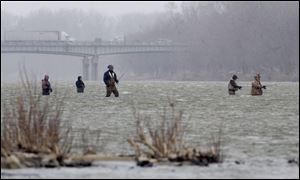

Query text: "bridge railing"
[1, 40, 187, 47]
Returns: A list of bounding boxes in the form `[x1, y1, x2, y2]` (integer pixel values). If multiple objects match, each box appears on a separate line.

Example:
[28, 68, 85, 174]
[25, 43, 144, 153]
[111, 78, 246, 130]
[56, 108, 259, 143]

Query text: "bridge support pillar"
[82, 56, 90, 80]
[91, 55, 99, 81]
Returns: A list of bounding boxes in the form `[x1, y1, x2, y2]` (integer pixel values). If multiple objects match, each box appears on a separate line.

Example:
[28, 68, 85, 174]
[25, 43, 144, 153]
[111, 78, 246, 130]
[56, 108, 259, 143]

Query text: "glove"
[262, 85, 266, 89]
[239, 86, 242, 89]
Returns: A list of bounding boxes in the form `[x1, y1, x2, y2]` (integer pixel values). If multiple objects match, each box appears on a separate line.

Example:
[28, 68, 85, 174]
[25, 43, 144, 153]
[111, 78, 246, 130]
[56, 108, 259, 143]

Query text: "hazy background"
[1, 1, 299, 82]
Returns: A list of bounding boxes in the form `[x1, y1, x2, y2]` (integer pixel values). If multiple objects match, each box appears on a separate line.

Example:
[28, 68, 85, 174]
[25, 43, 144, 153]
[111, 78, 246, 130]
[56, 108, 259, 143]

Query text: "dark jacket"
[76, 79, 85, 93]
[42, 79, 52, 95]
[228, 79, 242, 93]
[103, 70, 119, 87]
[229, 79, 241, 90]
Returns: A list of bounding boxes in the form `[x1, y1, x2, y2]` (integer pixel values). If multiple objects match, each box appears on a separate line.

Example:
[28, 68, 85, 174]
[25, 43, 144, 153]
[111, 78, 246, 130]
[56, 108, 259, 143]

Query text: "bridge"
[1, 40, 186, 80]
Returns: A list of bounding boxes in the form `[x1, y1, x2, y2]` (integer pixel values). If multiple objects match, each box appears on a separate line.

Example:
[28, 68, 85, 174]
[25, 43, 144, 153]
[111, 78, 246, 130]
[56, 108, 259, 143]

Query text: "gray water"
[1, 81, 299, 178]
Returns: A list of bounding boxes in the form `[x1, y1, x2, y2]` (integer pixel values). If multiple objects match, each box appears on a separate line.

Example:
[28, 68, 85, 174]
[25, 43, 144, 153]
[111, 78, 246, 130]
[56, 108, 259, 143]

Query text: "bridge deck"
[1, 40, 186, 57]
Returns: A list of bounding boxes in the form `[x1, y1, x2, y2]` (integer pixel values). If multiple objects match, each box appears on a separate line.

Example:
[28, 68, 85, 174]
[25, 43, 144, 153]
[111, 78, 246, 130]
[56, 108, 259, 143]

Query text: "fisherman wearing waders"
[228, 74, 242, 95]
[42, 75, 52, 95]
[103, 65, 119, 97]
[251, 73, 266, 96]
[76, 76, 85, 93]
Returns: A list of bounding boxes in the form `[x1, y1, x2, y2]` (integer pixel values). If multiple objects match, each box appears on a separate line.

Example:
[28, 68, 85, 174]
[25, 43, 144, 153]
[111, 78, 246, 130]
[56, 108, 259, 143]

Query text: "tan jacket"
[251, 80, 263, 95]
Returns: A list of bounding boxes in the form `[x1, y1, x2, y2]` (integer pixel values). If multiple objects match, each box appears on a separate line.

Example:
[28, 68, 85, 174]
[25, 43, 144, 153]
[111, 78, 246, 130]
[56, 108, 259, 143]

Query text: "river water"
[1, 81, 299, 178]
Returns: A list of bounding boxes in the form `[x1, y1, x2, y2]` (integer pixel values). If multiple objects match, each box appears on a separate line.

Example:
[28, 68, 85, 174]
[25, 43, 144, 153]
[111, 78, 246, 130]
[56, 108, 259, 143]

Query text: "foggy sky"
[1, 1, 298, 82]
[1, 1, 170, 17]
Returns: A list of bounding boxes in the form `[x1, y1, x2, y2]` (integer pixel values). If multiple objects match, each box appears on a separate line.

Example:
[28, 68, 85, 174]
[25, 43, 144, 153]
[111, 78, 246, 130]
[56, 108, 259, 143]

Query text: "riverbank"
[1, 158, 299, 179]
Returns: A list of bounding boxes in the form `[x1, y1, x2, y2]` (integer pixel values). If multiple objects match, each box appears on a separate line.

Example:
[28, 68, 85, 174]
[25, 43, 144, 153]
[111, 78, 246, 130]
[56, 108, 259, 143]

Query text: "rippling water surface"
[1, 81, 299, 178]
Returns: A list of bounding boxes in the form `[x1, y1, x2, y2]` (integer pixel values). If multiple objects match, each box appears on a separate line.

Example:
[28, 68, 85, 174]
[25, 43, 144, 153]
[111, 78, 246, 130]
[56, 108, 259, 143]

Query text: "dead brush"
[128, 99, 187, 159]
[1, 69, 72, 159]
[128, 98, 224, 165]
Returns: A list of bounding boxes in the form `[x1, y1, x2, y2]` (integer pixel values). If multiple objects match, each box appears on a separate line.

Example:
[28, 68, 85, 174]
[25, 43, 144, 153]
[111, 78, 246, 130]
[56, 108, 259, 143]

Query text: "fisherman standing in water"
[228, 74, 242, 95]
[42, 74, 52, 95]
[76, 76, 85, 93]
[251, 73, 266, 96]
[103, 65, 119, 97]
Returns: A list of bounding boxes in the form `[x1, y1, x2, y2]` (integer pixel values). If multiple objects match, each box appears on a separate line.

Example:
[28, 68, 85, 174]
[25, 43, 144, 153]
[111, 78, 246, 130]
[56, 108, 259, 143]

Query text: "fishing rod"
[118, 72, 126, 81]
[115, 72, 126, 86]
[237, 85, 267, 89]
[239, 84, 267, 88]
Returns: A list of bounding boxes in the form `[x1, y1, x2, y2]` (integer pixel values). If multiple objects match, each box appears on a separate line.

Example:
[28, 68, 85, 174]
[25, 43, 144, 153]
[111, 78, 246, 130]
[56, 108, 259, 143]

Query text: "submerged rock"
[168, 153, 178, 162]
[288, 158, 299, 165]
[191, 157, 209, 166]
[63, 155, 93, 167]
[234, 160, 245, 165]
[136, 156, 153, 167]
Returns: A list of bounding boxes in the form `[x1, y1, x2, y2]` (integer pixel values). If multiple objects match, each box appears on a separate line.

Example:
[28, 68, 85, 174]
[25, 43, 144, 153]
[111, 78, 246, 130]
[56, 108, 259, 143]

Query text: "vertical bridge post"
[82, 56, 90, 80]
[91, 55, 99, 81]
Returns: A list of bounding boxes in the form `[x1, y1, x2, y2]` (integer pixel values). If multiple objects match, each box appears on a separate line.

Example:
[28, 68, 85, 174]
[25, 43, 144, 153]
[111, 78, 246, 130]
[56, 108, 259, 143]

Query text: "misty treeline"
[1, 2, 299, 81]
